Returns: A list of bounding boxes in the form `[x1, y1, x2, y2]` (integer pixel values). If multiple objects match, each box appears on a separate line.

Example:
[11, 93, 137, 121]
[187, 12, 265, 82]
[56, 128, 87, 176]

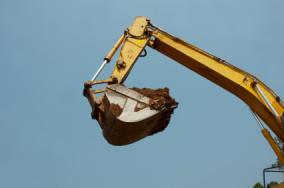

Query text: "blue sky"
[1, 0, 284, 187]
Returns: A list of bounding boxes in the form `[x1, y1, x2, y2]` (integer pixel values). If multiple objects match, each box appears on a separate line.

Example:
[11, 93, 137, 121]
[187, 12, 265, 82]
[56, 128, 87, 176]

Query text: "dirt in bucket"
[131, 87, 178, 111]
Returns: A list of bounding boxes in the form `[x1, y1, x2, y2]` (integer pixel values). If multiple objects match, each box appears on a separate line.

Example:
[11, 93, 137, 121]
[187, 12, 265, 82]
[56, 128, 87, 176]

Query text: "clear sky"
[1, 0, 284, 187]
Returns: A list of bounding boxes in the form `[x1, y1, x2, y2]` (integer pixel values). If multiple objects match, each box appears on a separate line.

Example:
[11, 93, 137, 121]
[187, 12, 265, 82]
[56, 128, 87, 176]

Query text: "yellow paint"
[99, 16, 284, 163]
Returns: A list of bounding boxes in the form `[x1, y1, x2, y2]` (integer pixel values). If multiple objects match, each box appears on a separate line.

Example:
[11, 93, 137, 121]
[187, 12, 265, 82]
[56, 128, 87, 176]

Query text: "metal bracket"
[84, 77, 117, 96]
[263, 165, 284, 188]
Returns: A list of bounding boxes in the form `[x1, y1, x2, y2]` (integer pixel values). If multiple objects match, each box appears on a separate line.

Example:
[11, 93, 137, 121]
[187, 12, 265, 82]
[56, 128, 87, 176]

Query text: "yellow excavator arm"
[84, 17, 284, 165]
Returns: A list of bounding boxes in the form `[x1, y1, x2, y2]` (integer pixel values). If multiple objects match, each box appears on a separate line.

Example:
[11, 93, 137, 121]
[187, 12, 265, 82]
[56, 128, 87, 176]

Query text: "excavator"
[83, 17, 284, 187]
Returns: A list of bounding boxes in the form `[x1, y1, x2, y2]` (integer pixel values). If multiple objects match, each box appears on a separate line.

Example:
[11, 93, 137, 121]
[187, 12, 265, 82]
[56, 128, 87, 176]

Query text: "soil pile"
[131, 87, 178, 111]
[109, 87, 178, 116]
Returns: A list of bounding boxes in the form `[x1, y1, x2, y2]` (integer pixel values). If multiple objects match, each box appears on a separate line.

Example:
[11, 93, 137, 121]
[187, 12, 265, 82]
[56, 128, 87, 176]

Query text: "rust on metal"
[84, 84, 178, 146]
[109, 103, 123, 117]
[131, 87, 178, 110]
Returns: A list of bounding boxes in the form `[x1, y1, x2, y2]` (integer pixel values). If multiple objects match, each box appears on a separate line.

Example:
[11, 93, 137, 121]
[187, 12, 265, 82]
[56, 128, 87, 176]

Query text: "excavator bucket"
[84, 84, 178, 146]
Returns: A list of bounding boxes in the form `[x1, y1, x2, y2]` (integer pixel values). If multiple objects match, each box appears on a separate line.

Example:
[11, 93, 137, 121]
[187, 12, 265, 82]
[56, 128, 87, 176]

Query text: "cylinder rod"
[255, 84, 279, 118]
[91, 59, 108, 81]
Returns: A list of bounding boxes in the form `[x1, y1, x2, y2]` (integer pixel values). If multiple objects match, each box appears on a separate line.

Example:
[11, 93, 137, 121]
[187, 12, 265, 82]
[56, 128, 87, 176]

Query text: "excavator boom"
[84, 17, 284, 165]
